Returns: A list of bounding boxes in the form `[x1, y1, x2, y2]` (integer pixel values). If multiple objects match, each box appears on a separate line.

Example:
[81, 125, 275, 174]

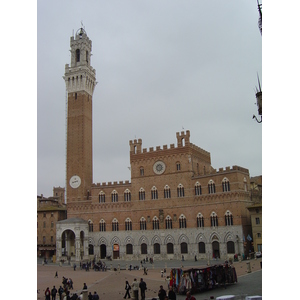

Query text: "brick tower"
[64, 28, 96, 203]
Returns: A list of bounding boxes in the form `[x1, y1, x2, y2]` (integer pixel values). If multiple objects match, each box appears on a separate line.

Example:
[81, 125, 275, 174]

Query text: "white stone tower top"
[63, 28, 97, 96]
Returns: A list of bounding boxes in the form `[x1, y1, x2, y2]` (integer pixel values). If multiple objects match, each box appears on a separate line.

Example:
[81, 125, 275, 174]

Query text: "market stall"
[170, 263, 237, 295]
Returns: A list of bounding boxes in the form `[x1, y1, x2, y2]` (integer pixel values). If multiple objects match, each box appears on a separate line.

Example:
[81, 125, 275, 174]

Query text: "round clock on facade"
[153, 160, 166, 175]
[69, 175, 81, 189]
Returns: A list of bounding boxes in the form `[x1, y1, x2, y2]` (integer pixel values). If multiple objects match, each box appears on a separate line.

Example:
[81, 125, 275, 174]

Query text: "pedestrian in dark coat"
[51, 286, 57, 300]
[123, 280, 131, 298]
[139, 278, 147, 300]
[158, 285, 166, 300]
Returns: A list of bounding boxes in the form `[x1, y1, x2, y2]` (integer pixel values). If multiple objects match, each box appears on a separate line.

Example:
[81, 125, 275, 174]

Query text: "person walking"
[124, 280, 131, 299]
[88, 292, 93, 300]
[158, 285, 166, 300]
[139, 278, 147, 300]
[131, 278, 139, 300]
[51, 286, 57, 300]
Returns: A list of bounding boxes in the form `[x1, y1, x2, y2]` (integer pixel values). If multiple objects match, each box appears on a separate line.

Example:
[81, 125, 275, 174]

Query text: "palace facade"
[56, 28, 255, 263]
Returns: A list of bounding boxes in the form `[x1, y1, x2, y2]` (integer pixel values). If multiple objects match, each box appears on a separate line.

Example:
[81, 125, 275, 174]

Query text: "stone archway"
[56, 218, 89, 262]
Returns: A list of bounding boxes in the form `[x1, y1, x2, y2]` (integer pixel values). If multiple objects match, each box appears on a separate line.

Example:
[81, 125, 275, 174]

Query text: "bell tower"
[64, 28, 96, 203]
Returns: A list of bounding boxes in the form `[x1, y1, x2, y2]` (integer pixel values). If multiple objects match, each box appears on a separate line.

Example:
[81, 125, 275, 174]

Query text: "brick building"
[56, 28, 256, 263]
[37, 187, 66, 259]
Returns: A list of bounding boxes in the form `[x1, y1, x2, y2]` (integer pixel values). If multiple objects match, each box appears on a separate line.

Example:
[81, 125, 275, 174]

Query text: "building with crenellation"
[55, 28, 259, 263]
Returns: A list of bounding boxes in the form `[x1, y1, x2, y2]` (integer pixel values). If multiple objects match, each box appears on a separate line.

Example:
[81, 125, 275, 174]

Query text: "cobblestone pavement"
[37, 258, 262, 300]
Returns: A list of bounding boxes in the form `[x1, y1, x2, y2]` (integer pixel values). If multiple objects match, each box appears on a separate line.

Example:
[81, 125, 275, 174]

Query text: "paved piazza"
[37, 258, 262, 300]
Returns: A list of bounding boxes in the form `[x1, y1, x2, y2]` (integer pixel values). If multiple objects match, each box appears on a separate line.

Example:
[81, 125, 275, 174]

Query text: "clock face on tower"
[69, 175, 81, 189]
[153, 160, 166, 175]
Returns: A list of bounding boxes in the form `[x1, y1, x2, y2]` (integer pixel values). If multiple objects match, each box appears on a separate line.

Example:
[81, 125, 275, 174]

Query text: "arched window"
[167, 243, 174, 254]
[222, 178, 230, 192]
[164, 185, 171, 199]
[139, 188, 145, 200]
[152, 216, 159, 230]
[176, 162, 181, 171]
[225, 210, 233, 226]
[151, 186, 158, 200]
[177, 184, 185, 197]
[141, 243, 147, 254]
[140, 217, 147, 230]
[76, 49, 80, 62]
[181, 242, 188, 254]
[88, 220, 93, 232]
[198, 242, 206, 253]
[125, 218, 132, 231]
[197, 213, 204, 228]
[227, 241, 235, 254]
[154, 243, 160, 254]
[179, 214, 187, 229]
[140, 167, 144, 176]
[165, 215, 172, 229]
[111, 190, 118, 202]
[210, 212, 218, 227]
[124, 189, 131, 202]
[208, 180, 216, 194]
[195, 182, 202, 196]
[86, 50, 89, 64]
[112, 218, 119, 231]
[126, 244, 133, 255]
[99, 191, 105, 203]
[99, 219, 106, 232]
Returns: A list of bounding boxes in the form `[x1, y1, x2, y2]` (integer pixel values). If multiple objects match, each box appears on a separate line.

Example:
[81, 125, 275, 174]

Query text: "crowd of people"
[41, 257, 203, 300]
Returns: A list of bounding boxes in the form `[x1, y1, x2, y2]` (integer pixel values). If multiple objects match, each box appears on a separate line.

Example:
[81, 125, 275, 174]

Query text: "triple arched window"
[165, 215, 172, 229]
[124, 189, 131, 202]
[222, 178, 230, 192]
[208, 180, 216, 194]
[177, 184, 185, 197]
[125, 218, 132, 231]
[151, 186, 158, 200]
[225, 210, 233, 226]
[112, 218, 119, 231]
[179, 214, 187, 228]
[210, 212, 218, 227]
[197, 213, 204, 228]
[99, 191, 105, 203]
[195, 182, 202, 196]
[99, 219, 106, 232]
[164, 185, 171, 199]
[152, 216, 159, 230]
[139, 188, 146, 200]
[140, 217, 147, 230]
[111, 190, 118, 202]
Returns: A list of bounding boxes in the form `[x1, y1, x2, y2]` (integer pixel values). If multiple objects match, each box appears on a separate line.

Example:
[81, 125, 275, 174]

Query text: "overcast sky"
[37, 0, 262, 197]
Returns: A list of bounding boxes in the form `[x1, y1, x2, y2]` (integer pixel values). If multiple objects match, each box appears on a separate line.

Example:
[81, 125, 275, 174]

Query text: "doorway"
[113, 244, 119, 259]
[212, 241, 220, 258]
[100, 244, 107, 259]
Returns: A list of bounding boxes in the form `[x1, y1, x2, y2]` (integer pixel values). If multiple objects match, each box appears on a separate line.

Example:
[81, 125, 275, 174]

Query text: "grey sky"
[37, 0, 262, 197]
